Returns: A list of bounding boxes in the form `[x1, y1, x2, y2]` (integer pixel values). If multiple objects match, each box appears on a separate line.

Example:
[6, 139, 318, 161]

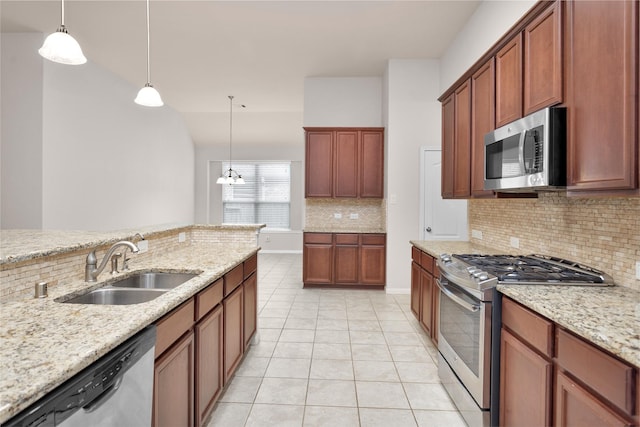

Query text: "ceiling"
[1, 0, 480, 146]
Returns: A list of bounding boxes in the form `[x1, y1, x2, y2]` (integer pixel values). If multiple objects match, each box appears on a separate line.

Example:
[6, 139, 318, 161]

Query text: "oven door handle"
[436, 279, 480, 312]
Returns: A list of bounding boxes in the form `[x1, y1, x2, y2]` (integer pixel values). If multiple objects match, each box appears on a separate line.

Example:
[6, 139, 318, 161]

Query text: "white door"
[420, 148, 468, 241]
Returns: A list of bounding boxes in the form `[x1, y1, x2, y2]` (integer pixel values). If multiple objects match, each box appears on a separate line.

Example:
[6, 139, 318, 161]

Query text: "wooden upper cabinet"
[453, 80, 472, 198]
[334, 131, 359, 198]
[524, 1, 563, 115]
[441, 93, 455, 199]
[496, 33, 523, 127]
[471, 58, 496, 198]
[304, 128, 384, 198]
[565, 0, 638, 193]
[305, 131, 333, 197]
[360, 130, 384, 198]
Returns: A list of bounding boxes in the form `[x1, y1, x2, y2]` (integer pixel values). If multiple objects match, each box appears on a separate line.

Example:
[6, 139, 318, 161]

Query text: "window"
[221, 162, 291, 229]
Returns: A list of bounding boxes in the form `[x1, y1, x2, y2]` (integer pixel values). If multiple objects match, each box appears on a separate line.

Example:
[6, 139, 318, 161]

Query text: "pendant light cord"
[228, 95, 234, 173]
[145, 0, 151, 84]
[60, 0, 65, 27]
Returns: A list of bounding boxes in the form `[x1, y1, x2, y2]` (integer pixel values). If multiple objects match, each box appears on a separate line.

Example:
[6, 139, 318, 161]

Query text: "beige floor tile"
[246, 339, 277, 358]
[353, 360, 400, 382]
[283, 319, 318, 332]
[258, 316, 286, 329]
[258, 328, 282, 342]
[315, 318, 349, 331]
[346, 310, 378, 320]
[384, 332, 424, 346]
[314, 329, 350, 344]
[219, 376, 262, 403]
[205, 402, 251, 427]
[394, 361, 440, 383]
[265, 358, 311, 379]
[359, 408, 417, 427]
[245, 403, 305, 427]
[388, 345, 432, 363]
[351, 344, 392, 361]
[349, 330, 386, 345]
[254, 378, 308, 405]
[379, 320, 415, 333]
[413, 409, 467, 427]
[348, 319, 382, 331]
[403, 383, 457, 410]
[234, 356, 270, 377]
[303, 406, 360, 427]
[355, 381, 410, 409]
[312, 342, 352, 360]
[318, 309, 348, 319]
[288, 309, 319, 319]
[309, 359, 354, 380]
[375, 311, 408, 321]
[306, 379, 357, 407]
[273, 342, 314, 359]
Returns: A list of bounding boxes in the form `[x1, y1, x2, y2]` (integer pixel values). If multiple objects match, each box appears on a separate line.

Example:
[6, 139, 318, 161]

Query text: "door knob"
[426, 227, 432, 232]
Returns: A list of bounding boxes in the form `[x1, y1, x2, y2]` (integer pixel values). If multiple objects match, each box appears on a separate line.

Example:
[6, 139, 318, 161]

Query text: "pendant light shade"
[217, 96, 244, 185]
[39, 0, 87, 65]
[135, 0, 163, 107]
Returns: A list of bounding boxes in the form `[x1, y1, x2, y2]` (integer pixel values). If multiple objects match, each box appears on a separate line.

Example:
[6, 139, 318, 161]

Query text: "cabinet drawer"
[361, 234, 385, 245]
[304, 233, 333, 244]
[196, 278, 223, 321]
[243, 254, 257, 279]
[335, 234, 359, 245]
[419, 252, 434, 274]
[502, 297, 554, 358]
[224, 264, 244, 296]
[556, 328, 635, 416]
[156, 299, 195, 358]
[411, 246, 421, 262]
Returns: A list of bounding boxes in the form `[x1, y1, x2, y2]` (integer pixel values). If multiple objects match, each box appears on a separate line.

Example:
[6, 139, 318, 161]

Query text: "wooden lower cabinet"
[243, 272, 257, 350]
[224, 285, 244, 383]
[500, 328, 553, 426]
[410, 261, 421, 318]
[410, 246, 438, 344]
[154, 331, 195, 427]
[195, 305, 223, 427]
[303, 233, 385, 287]
[419, 268, 433, 336]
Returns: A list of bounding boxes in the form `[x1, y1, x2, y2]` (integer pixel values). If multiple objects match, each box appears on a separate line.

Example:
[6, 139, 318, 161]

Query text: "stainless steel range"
[435, 253, 613, 427]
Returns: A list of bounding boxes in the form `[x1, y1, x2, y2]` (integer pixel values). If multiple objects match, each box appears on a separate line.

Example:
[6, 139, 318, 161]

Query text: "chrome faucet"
[122, 233, 145, 271]
[85, 241, 139, 282]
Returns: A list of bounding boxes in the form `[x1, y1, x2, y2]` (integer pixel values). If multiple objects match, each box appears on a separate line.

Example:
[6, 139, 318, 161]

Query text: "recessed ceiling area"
[1, 0, 480, 145]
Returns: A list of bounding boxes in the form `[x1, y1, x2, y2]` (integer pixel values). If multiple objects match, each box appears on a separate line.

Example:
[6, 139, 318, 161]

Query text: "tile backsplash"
[469, 193, 640, 290]
[305, 198, 386, 232]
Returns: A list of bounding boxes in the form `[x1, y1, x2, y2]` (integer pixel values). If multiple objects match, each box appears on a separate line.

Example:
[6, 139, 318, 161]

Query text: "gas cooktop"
[438, 253, 614, 290]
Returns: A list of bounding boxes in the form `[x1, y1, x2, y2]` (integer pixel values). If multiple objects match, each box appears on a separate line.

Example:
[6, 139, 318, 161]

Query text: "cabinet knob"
[426, 227, 432, 232]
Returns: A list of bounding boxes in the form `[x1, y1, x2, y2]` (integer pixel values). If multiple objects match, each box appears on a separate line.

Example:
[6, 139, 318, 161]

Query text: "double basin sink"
[62, 272, 198, 305]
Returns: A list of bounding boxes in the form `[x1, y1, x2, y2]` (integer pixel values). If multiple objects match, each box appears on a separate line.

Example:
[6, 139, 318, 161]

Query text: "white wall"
[385, 60, 442, 293]
[1, 33, 43, 229]
[439, 0, 536, 92]
[1, 33, 195, 231]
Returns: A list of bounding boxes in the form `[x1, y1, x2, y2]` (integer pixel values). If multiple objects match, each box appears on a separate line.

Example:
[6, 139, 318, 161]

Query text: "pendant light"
[38, 0, 87, 65]
[134, 0, 163, 107]
[217, 96, 245, 185]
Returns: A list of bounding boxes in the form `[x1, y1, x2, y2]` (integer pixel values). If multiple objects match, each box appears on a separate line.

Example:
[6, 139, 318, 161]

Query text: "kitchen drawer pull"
[436, 279, 480, 312]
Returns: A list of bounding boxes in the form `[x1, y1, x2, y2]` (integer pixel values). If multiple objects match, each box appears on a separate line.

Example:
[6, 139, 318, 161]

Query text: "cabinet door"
[410, 261, 421, 318]
[524, 1, 562, 115]
[471, 58, 496, 198]
[441, 94, 455, 198]
[419, 269, 432, 335]
[223, 286, 244, 383]
[555, 370, 631, 427]
[360, 130, 384, 198]
[305, 131, 333, 197]
[499, 329, 552, 427]
[243, 272, 257, 349]
[454, 80, 472, 198]
[195, 305, 223, 427]
[335, 244, 359, 284]
[154, 332, 195, 427]
[359, 243, 386, 285]
[565, 1, 638, 193]
[334, 131, 359, 198]
[496, 33, 523, 127]
[303, 243, 333, 284]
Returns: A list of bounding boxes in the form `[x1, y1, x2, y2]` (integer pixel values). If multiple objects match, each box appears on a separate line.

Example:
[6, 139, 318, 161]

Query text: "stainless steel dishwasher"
[3, 326, 156, 427]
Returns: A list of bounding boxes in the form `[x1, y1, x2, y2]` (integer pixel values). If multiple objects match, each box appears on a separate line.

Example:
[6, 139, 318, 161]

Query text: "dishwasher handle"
[436, 278, 481, 312]
[82, 376, 123, 413]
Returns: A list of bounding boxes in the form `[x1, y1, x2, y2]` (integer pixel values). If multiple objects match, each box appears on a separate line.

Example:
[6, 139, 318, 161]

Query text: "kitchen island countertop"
[410, 240, 639, 368]
[0, 241, 259, 424]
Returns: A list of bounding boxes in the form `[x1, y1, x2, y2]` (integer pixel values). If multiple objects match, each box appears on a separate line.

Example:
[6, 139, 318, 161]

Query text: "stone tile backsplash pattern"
[305, 198, 386, 232]
[469, 193, 640, 290]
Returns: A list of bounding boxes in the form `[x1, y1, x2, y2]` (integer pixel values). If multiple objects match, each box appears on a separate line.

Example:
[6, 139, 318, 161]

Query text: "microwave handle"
[518, 129, 527, 171]
[436, 279, 480, 312]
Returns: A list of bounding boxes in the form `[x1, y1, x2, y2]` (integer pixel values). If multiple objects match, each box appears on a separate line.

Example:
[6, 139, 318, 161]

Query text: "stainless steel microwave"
[484, 107, 566, 192]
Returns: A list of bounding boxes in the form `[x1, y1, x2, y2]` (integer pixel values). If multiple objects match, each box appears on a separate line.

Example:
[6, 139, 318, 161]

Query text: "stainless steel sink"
[110, 272, 198, 289]
[63, 288, 167, 305]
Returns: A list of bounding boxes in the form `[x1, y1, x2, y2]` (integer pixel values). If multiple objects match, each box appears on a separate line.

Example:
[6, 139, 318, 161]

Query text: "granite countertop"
[410, 240, 640, 368]
[304, 228, 386, 234]
[0, 242, 259, 424]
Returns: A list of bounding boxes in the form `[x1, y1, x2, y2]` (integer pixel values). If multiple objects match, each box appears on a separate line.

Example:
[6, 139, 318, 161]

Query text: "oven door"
[437, 276, 492, 409]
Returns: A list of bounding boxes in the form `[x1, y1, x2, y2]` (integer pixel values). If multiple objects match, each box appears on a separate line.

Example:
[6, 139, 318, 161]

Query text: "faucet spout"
[85, 241, 139, 282]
